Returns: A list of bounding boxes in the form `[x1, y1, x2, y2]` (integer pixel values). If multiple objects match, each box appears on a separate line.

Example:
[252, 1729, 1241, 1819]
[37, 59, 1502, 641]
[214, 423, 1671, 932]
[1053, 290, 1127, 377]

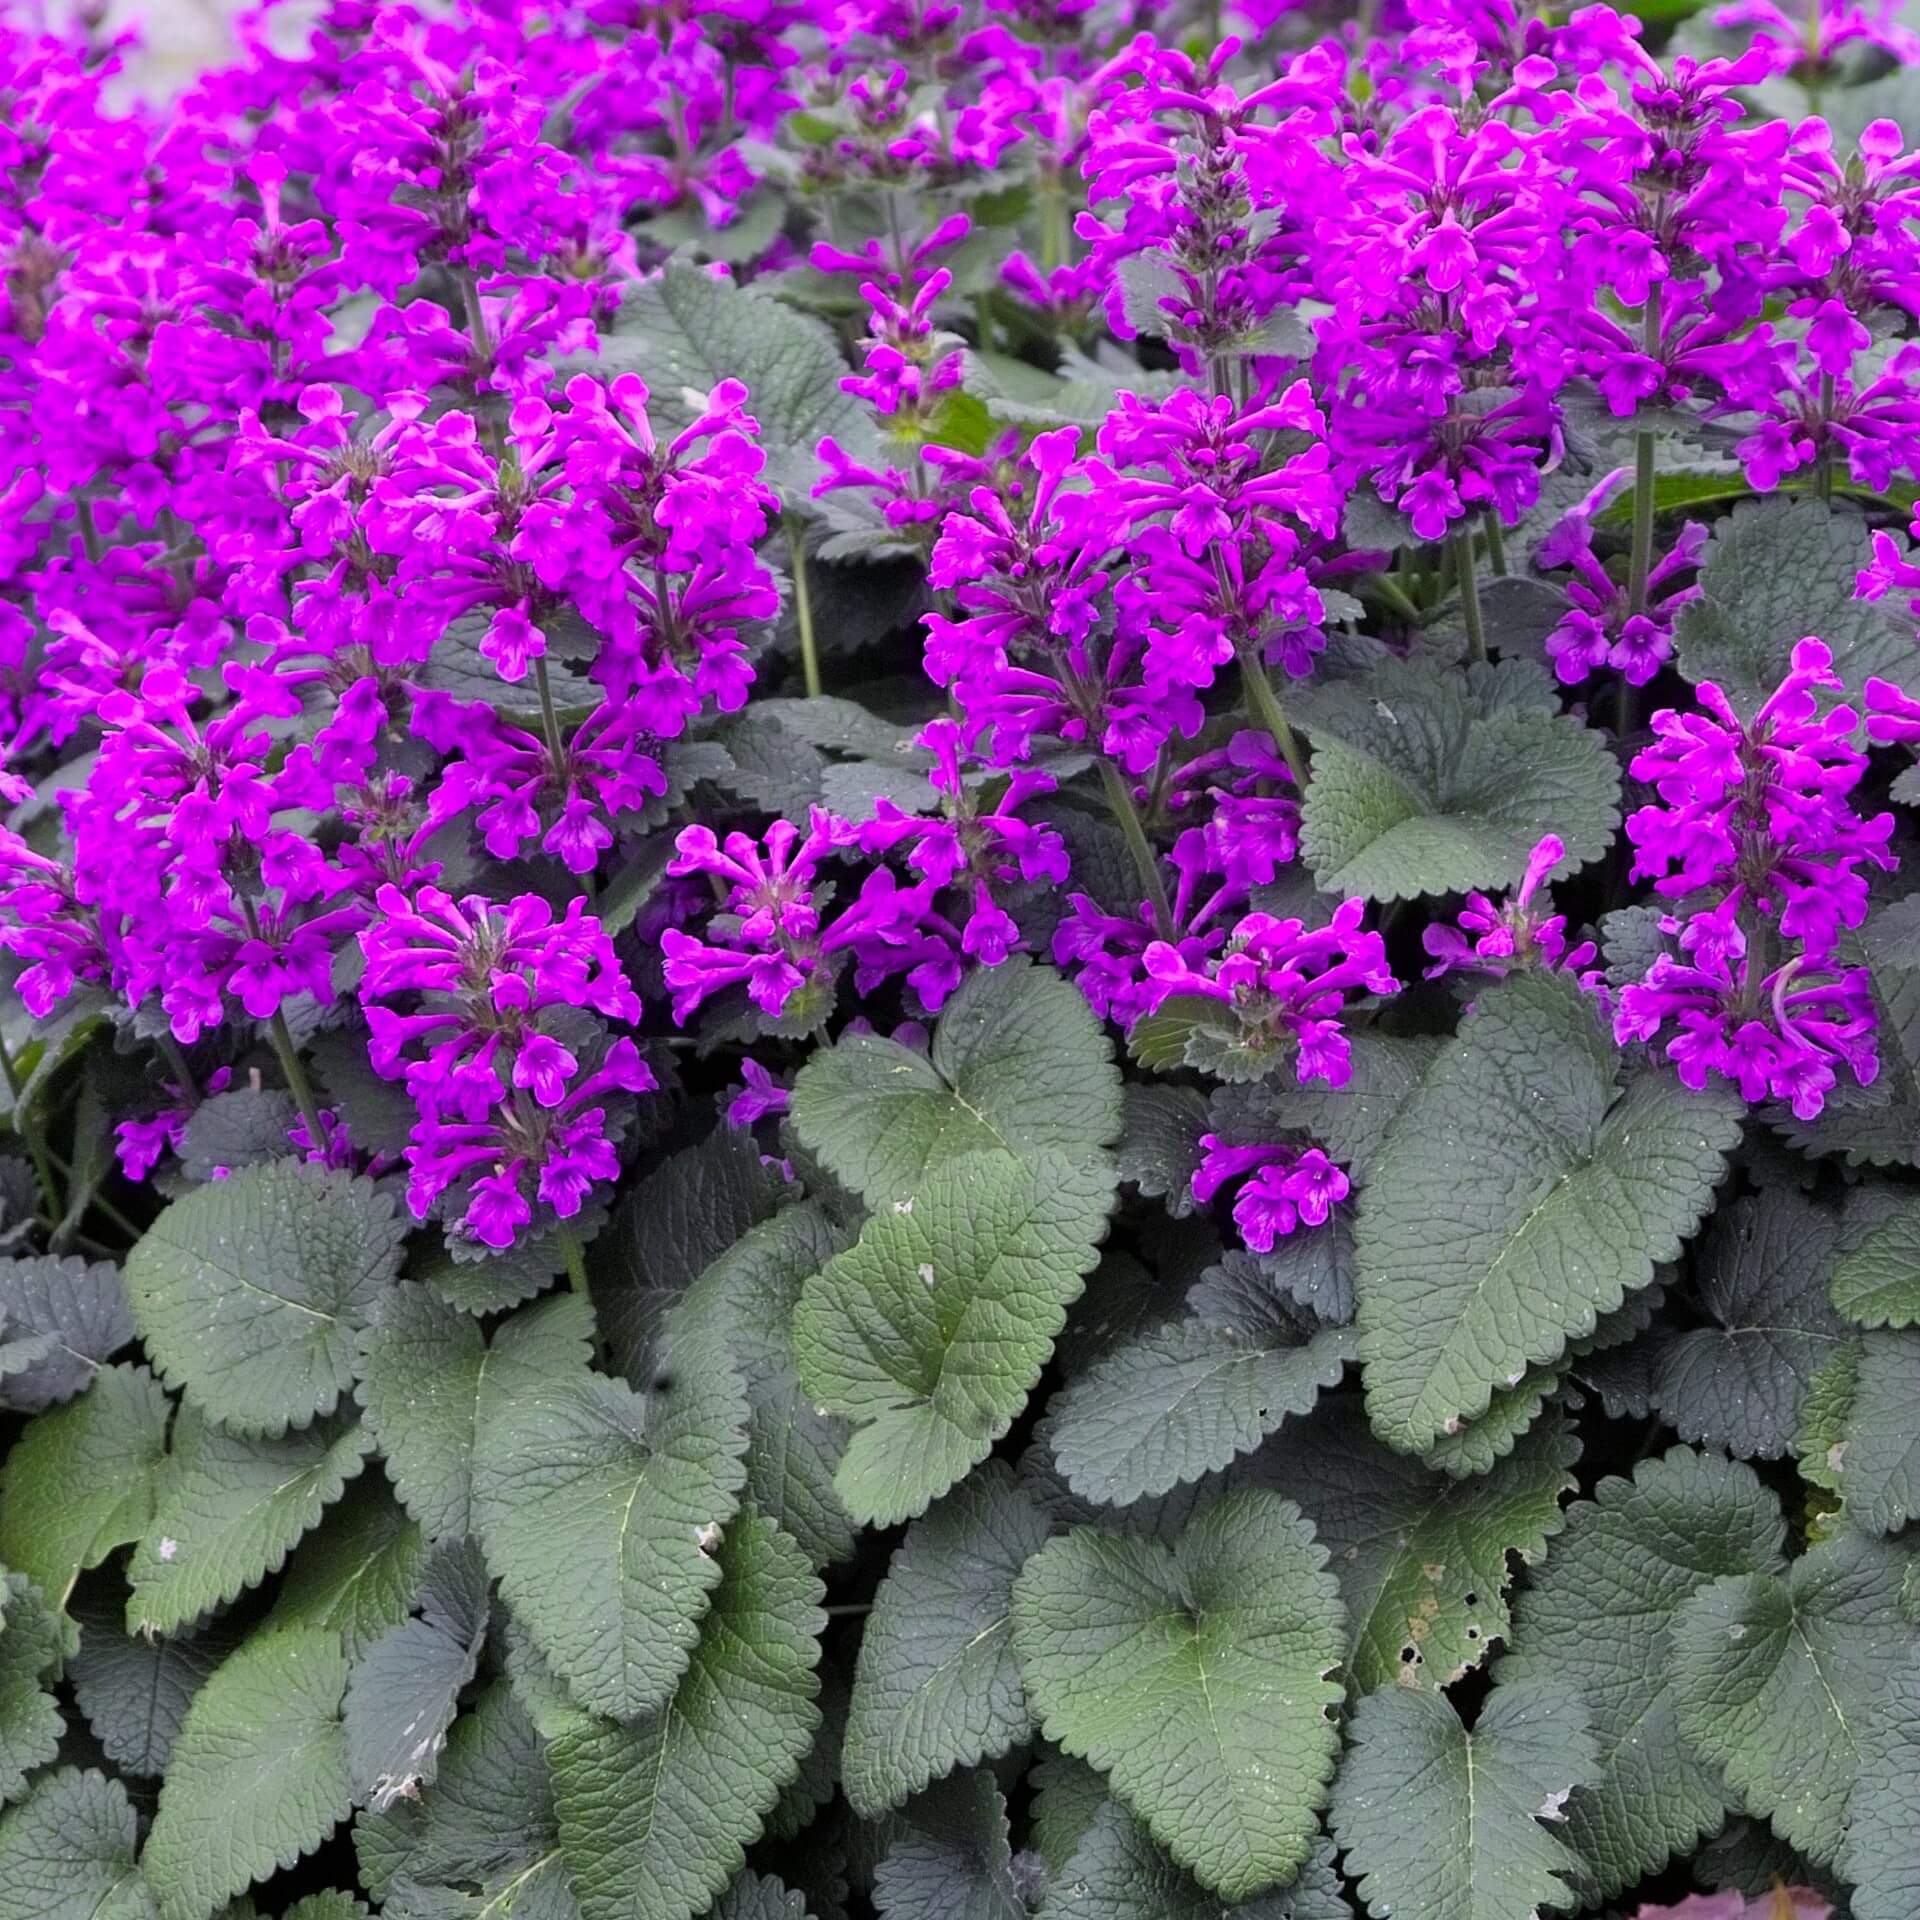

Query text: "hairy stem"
[1482, 510, 1507, 577]
[787, 512, 822, 699]
[267, 1009, 330, 1158]
[159, 1033, 198, 1103]
[1097, 758, 1174, 938]
[1626, 285, 1664, 615]
[1234, 635, 1309, 786]
[1452, 531, 1487, 664]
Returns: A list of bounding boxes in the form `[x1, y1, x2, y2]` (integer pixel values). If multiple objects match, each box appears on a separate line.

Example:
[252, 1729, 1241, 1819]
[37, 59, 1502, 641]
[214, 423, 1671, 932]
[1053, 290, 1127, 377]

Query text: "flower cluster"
[1615, 641, 1896, 1117]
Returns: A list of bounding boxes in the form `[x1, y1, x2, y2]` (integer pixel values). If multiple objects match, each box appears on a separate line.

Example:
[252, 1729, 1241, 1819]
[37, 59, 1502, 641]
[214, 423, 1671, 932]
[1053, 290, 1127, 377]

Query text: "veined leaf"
[1670, 1530, 1912, 1864]
[0, 1361, 169, 1615]
[1356, 972, 1740, 1453]
[126, 1163, 406, 1438]
[471, 1329, 750, 1720]
[1299, 656, 1619, 902]
[1330, 1680, 1595, 1920]
[550, 1509, 824, 1920]
[1013, 1490, 1345, 1901]
[789, 958, 1122, 1205]
[143, 1628, 353, 1920]
[127, 1408, 374, 1637]
[358, 1287, 591, 1544]
[1496, 1448, 1787, 1899]
[794, 1150, 1114, 1528]
[842, 1461, 1051, 1818]
[1264, 1401, 1578, 1695]
[0, 1768, 154, 1920]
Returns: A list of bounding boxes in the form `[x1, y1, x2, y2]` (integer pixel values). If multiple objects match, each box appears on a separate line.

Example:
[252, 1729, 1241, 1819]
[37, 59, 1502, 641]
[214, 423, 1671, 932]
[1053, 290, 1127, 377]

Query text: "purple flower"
[1626, 638, 1896, 962]
[1191, 1136, 1349, 1252]
[1614, 917, 1878, 1120]
[662, 809, 961, 1020]
[1135, 897, 1399, 1087]
[1542, 521, 1707, 687]
[1423, 834, 1599, 983]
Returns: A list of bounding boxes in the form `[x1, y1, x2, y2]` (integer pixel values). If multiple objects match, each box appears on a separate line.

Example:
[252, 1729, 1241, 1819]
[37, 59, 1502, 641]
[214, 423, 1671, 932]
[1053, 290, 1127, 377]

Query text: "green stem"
[1817, 372, 1836, 508]
[1234, 636, 1309, 786]
[1097, 758, 1174, 938]
[1626, 285, 1664, 616]
[457, 267, 491, 357]
[1482, 510, 1507, 577]
[159, 1033, 198, 1103]
[558, 1227, 590, 1295]
[267, 1009, 330, 1158]
[787, 513, 822, 699]
[534, 656, 568, 772]
[1452, 532, 1487, 664]
[0, 1031, 61, 1221]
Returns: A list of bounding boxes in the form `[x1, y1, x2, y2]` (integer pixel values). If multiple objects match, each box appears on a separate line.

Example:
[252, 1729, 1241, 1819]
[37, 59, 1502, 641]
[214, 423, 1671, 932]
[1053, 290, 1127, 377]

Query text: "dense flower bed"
[2, 2, 1920, 1918]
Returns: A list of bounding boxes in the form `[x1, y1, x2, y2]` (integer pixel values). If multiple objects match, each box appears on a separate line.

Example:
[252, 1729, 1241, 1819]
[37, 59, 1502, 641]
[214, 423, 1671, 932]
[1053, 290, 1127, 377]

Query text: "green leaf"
[711, 1873, 816, 1920]
[1674, 497, 1920, 717]
[1811, 1330, 1920, 1534]
[266, 1482, 426, 1658]
[126, 1163, 407, 1437]
[1670, 1530, 1911, 1864]
[794, 1150, 1114, 1528]
[842, 1461, 1052, 1819]
[126, 1407, 375, 1636]
[790, 958, 1122, 1205]
[0, 1574, 64, 1805]
[670, 1204, 859, 1568]
[0, 1253, 134, 1412]
[143, 1627, 352, 1920]
[69, 1590, 235, 1778]
[1263, 1401, 1577, 1695]
[1012, 1489, 1345, 1901]
[1298, 657, 1619, 901]
[0, 1769, 155, 1920]
[593, 264, 868, 498]
[1495, 1449, 1786, 1898]
[1046, 1314, 1354, 1507]
[177, 1088, 298, 1182]
[1037, 1799, 1349, 1920]
[1830, 1199, 1920, 1328]
[873, 1771, 1022, 1920]
[1329, 1680, 1595, 1920]
[345, 1542, 490, 1811]
[471, 1331, 750, 1720]
[1115, 1085, 1207, 1217]
[0, 1361, 170, 1614]
[358, 1286, 592, 1545]
[550, 1509, 824, 1920]
[591, 1131, 786, 1381]
[1840, 1659, 1920, 1920]
[1645, 1190, 1850, 1458]
[355, 1679, 574, 1920]
[1356, 972, 1740, 1453]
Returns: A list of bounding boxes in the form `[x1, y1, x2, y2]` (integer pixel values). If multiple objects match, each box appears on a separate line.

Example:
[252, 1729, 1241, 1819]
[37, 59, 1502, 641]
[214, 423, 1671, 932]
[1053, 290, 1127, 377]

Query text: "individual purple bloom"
[1542, 520, 1707, 687]
[1134, 897, 1399, 1086]
[725, 1057, 792, 1127]
[1614, 918, 1879, 1121]
[406, 1035, 656, 1247]
[857, 718, 1069, 966]
[1164, 731, 1301, 891]
[1626, 639, 1897, 961]
[1865, 676, 1920, 746]
[1191, 1136, 1350, 1252]
[662, 808, 961, 1020]
[1423, 834, 1600, 983]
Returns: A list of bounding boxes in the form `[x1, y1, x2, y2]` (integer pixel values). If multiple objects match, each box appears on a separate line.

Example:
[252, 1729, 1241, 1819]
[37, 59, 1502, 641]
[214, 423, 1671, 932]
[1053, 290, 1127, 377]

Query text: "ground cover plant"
[6, 0, 1920, 1916]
